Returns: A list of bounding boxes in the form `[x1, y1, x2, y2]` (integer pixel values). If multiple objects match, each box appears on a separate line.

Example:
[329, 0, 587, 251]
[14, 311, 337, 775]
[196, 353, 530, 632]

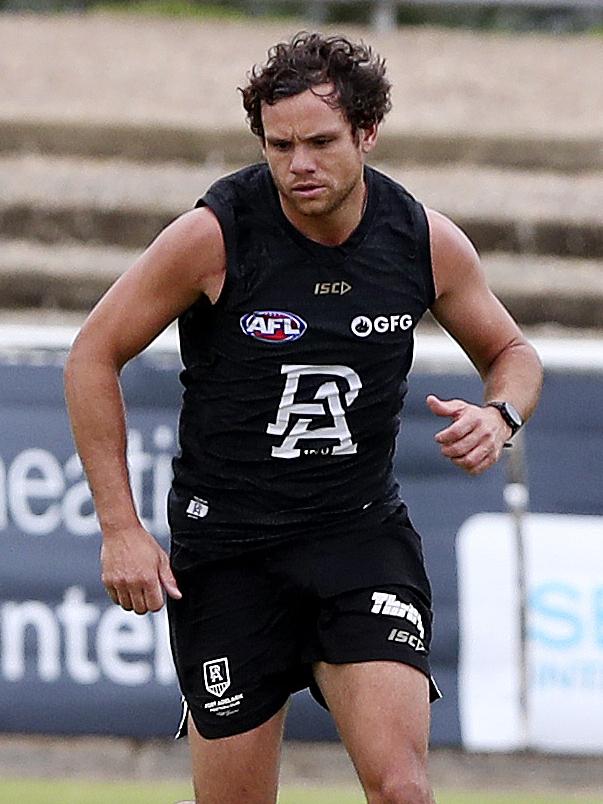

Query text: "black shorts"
[167, 504, 440, 740]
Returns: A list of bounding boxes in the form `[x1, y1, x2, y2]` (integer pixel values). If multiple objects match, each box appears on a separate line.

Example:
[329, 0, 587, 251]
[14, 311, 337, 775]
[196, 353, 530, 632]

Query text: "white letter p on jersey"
[267, 364, 362, 459]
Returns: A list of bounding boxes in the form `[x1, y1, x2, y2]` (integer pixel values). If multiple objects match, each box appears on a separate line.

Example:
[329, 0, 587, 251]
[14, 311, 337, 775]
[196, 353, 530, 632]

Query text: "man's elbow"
[502, 336, 545, 401]
[502, 336, 542, 371]
[64, 329, 121, 393]
[516, 337, 544, 378]
[64, 332, 91, 397]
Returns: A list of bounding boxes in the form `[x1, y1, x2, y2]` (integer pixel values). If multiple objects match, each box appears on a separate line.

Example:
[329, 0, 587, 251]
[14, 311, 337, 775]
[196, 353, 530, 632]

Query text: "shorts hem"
[308, 653, 441, 703]
[180, 693, 290, 740]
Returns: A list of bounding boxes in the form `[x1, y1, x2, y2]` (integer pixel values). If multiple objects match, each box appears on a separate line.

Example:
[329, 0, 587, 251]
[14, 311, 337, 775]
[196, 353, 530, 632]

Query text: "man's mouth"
[291, 184, 325, 198]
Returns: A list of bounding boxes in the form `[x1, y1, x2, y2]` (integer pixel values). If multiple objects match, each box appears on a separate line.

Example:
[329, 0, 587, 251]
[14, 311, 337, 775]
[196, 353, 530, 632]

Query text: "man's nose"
[289, 146, 315, 174]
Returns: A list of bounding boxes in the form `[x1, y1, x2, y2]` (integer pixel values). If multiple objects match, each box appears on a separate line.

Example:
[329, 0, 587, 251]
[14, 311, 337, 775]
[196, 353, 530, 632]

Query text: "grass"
[72, 1, 603, 33]
[437, 795, 603, 804]
[91, 1, 248, 21]
[0, 780, 602, 804]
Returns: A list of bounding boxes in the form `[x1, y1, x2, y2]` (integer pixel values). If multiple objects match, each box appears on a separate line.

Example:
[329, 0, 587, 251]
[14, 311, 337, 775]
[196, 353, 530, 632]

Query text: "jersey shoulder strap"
[368, 167, 435, 308]
[194, 163, 271, 283]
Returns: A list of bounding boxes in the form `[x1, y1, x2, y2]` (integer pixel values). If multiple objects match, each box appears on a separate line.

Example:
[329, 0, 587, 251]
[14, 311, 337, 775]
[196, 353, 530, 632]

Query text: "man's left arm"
[425, 208, 543, 475]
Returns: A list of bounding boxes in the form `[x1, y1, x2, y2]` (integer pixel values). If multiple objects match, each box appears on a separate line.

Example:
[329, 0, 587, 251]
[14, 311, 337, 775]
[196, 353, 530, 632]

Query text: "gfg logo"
[350, 313, 413, 338]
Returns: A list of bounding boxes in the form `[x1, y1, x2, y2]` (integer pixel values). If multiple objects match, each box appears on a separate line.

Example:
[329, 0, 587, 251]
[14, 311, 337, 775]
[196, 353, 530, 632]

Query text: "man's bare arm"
[64, 208, 226, 612]
[425, 209, 543, 475]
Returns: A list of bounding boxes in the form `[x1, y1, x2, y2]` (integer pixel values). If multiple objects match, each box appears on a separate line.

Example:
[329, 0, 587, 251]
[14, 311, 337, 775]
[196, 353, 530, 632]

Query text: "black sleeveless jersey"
[169, 163, 435, 555]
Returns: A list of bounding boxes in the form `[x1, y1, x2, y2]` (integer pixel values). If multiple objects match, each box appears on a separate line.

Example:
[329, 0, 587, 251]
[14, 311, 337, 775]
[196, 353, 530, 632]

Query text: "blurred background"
[0, 1, 602, 802]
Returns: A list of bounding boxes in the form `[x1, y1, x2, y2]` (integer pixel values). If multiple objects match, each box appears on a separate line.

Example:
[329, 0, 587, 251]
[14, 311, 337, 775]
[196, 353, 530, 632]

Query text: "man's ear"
[360, 123, 379, 154]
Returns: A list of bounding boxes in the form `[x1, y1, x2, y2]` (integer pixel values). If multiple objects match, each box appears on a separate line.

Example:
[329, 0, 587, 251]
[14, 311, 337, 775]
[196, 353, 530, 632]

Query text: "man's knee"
[365, 768, 433, 804]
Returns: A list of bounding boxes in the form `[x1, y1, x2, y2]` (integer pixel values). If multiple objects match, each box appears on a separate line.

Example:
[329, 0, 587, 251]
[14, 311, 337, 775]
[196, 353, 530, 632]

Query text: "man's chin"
[287, 197, 331, 217]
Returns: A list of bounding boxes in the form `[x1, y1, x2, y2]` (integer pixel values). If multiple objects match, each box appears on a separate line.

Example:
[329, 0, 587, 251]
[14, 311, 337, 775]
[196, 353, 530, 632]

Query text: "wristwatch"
[486, 400, 524, 438]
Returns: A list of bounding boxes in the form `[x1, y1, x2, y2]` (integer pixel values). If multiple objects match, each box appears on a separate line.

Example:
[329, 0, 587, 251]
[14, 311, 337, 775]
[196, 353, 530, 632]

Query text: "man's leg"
[314, 660, 434, 804]
[186, 705, 287, 804]
[168, 547, 298, 804]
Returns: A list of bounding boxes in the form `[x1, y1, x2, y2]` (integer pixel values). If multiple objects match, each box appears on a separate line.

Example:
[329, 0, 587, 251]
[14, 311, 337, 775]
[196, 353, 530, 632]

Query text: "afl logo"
[240, 310, 307, 343]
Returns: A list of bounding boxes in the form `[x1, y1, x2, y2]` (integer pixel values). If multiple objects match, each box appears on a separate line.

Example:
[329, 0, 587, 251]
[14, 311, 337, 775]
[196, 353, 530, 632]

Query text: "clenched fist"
[426, 394, 512, 475]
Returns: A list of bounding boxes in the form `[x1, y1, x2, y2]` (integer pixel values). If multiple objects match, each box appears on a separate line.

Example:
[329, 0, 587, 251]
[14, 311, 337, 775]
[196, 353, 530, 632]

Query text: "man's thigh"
[167, 547, 306, 740]
[186, 705, 287, 804]
[314, 660, 432, 794]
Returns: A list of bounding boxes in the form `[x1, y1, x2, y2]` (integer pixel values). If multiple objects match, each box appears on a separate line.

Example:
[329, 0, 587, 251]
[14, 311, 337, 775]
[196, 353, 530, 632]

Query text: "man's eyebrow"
[265, 130, 340, 144]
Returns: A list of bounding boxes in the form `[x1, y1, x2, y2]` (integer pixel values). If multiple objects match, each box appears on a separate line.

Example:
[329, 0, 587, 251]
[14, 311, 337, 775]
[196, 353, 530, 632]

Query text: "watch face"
[487, 401, 523, 434]
[503, 402, 523, 430]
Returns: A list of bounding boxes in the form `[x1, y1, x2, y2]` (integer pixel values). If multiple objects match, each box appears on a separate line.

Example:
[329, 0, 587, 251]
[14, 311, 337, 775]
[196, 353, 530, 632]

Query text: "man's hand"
[426, 394, 512, 476]
[101, 527, 182, 614]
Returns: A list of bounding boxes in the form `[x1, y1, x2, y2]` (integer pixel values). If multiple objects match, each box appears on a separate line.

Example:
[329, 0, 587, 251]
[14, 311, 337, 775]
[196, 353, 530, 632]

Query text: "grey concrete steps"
[0, 239, 139, 310]
[1, 16, 601, 330]
[3, 117, 602, 173]
[2, 16, 601, 174]
[2, 15, 601, 145]
[482, 253, 603, 328]
[2, 155, 602, 259]
[1, 238, 601, 328]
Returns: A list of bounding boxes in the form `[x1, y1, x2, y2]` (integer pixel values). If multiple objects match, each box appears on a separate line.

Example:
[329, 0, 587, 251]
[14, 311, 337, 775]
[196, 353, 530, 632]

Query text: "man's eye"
[273, 142, 290, 151]
[313, 138, 331, 147]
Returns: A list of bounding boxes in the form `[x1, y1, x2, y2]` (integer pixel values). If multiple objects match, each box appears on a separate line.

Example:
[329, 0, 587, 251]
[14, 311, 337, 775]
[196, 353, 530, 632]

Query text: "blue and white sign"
[458, 513, 603, 754]
[1, 329, 602, 747]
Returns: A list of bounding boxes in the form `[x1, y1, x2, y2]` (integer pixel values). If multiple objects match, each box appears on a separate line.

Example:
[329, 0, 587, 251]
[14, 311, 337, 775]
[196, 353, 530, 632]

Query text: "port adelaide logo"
[240, 310, 307, 343]
[204, 657, 231, 698]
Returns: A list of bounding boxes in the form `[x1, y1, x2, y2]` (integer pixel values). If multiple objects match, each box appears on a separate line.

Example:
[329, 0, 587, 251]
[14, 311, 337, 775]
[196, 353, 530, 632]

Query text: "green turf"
[0, 780, 601, 804]
[282, 790, 364, 804]
[284, 791, 603, 804]
[92, 1, 247, 20]
[436, 794, 603, 804]
[0, 779, 193, 804]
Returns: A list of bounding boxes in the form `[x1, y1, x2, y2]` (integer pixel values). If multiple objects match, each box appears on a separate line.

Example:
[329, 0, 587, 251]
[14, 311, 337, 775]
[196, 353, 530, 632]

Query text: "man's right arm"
[64, 207, 226, 614]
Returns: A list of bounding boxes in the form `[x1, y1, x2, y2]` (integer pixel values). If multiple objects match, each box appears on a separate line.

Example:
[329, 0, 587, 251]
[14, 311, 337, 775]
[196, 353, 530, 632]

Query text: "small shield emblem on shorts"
[203, 657, 230, 697]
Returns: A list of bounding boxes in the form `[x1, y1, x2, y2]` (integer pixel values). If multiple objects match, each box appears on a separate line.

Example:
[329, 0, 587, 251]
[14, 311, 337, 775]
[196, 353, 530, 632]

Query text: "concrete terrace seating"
[0, 12, 601, 331]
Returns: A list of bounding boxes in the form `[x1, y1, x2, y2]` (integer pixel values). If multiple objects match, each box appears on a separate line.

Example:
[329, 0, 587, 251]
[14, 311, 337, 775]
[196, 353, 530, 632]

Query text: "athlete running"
[65, 32, 543, 804]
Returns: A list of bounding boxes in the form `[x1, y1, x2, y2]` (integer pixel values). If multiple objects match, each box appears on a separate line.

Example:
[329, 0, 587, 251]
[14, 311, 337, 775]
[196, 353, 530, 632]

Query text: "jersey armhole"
[194, 194, 237, 309]
[414, 202, 436, 308]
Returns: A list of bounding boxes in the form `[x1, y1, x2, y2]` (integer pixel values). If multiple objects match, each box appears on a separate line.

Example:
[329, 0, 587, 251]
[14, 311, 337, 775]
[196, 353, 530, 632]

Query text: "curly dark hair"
[240, 32, 392, 140]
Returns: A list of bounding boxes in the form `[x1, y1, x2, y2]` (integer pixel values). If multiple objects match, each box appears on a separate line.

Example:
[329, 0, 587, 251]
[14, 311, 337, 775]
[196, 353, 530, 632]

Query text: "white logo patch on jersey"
[240, 310, 307, 343]
[351, 313, 413, 338]
[186, 496, 209, 519]
[267, 364, 362, 459]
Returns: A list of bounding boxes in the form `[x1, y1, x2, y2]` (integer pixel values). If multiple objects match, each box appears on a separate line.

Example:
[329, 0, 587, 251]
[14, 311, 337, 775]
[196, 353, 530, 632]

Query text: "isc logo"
[240, 310, 307, 343]
[314, 281, 352, 296]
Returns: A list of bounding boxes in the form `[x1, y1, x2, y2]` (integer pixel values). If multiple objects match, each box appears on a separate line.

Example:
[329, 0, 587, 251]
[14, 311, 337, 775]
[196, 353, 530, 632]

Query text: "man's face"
[261, 85, 377, 220]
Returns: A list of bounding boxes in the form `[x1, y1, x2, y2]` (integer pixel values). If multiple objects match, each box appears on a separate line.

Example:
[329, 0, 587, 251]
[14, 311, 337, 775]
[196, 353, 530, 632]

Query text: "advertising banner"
[1, 335, 601, 748]
[0, 352, 182, 737]
[0, 347, 486, 742]
[458, 513, 603, 753]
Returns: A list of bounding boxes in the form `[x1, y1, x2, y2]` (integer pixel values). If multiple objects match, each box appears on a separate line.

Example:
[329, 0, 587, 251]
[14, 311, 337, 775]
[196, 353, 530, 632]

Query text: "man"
[65, 32, 542, 804]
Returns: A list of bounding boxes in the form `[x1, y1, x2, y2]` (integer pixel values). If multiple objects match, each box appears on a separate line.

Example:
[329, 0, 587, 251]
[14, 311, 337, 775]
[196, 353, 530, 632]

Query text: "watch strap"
[485, 400, 523, 437]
